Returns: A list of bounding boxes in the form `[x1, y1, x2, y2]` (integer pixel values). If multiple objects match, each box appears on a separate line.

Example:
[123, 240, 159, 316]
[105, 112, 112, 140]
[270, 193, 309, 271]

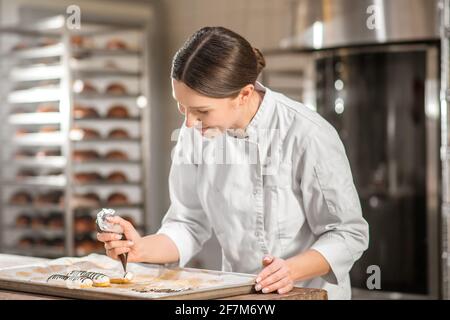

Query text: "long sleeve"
[156, 125, 212, 267]
[297, 124, 369, 285]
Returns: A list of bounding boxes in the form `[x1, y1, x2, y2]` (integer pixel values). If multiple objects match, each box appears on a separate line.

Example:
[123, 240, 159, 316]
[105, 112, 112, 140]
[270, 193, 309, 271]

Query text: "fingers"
[262, 255, 274, 267]
[277, 283, 294, 294]
[106, 216, 140, 240]
[106, 246, 131, 260]
[97, 232, 123, 243]
[256, 258, 283, 283]
[256, 266, 289, 290]
[103, 239, 134, 251]
[257, 276, 292, 294]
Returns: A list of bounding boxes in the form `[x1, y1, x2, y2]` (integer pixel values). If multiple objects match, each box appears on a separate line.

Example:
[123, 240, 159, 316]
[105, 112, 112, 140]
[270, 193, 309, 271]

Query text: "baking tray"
[0, 254, 256, 300]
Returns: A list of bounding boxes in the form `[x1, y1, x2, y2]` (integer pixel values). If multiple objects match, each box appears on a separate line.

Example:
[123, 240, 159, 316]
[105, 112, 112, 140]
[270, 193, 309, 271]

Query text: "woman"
[98, 26, 369, 299]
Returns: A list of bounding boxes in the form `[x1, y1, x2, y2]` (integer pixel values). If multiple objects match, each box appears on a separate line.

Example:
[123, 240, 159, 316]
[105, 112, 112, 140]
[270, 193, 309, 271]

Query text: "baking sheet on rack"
[0, 254, 256, 299]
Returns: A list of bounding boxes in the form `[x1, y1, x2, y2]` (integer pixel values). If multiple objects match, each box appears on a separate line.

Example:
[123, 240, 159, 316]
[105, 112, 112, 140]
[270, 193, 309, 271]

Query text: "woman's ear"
[238, 84, 255, 105]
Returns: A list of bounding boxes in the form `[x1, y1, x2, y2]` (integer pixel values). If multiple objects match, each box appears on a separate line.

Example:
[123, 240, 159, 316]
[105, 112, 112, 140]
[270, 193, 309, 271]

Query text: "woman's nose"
[185, 112, 199, 128]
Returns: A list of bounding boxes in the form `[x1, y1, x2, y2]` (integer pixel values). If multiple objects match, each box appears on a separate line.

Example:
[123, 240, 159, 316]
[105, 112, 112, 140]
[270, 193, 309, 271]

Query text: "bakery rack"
[0, 15, 151, 258]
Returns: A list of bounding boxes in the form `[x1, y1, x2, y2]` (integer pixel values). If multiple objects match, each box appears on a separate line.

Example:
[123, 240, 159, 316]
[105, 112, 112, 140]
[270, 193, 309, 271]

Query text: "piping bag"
[96, 208, 128, 274]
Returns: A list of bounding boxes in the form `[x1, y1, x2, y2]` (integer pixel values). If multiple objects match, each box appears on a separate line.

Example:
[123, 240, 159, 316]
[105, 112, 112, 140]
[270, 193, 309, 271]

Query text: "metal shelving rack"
[440, 0, 450, 300]
[0, 15, 151, 258]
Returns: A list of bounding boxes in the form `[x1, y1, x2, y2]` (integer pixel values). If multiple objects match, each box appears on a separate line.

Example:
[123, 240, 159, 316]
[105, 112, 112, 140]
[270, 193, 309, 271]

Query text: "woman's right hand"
[96, 216, 143, 262]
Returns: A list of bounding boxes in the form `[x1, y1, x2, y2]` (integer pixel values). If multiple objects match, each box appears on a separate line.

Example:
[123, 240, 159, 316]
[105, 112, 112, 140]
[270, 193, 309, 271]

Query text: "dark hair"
[171, 26, 266, 98]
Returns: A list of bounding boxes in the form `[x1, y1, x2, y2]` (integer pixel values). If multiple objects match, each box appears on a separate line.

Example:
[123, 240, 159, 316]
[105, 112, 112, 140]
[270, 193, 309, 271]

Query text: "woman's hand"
[96, 216, 143, 262]
[254, 255, 295, 294]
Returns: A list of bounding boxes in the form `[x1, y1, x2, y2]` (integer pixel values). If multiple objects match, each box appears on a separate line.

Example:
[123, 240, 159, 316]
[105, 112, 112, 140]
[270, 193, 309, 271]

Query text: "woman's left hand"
[254, 255, 295, 294]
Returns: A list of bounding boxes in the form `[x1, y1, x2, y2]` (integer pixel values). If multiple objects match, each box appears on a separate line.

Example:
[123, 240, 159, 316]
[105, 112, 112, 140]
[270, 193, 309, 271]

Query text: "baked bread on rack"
[73, 149, 101, 162]
[105, 83, 127, 95]
[107, 192, 129, 205]
[73, 105, 100, 119]
[105, 150, 128, 161]
[107, 128, 130, 139]
[106, 171, 128, 183]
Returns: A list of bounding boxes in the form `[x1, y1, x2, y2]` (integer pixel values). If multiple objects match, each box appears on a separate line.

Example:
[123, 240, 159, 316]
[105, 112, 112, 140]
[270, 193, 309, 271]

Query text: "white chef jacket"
[157, 82, 369, 299]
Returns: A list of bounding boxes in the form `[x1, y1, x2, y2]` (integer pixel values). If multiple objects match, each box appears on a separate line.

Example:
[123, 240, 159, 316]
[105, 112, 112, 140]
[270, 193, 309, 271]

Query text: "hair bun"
[253, 47, 266, 75]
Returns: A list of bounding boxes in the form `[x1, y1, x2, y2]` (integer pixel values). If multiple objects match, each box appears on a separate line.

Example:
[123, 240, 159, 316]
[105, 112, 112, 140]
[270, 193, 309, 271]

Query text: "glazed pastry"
[105, 38, 127, 50]
[36, 104, 58, 113]
[73, 105, 100, 119]
[18, 236, 35, 248]
[106, 171, 127, 183]
[66, 270, 110, 287]
[107, 192, 129, 205]
[12, 42, 28, 51]
[10, 191, 33, 205]
[73, 150, 100, 162]
[74, 215, 95, 233]
[47, 212, 64, 229]
[74, 172, 103, 184]
[38, 38, 58, 47]
[105, 150, 128, 161]
[47, 274, 93, 289]
[70, 127, 101, 140]
[16, 169, 37, 179]
[110, 271, 134, 284]
[15, 213, 32, 227]
[75, 81, 97, 94]
[36, 149, 61, 158]
[31, 215, 47, 229]
[73, 192, 101, 208]
[40, 126, 59, 133]
[106, 105, 129, 118]
[107, 128, 130, 139]
[14, 150, 35, 159]
[35, 191, 64, 205]
[105, 83, 127, 95]
[15, 129, 30, 136]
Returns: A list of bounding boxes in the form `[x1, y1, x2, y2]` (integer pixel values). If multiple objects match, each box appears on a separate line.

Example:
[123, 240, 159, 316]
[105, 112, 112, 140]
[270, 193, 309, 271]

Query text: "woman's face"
[172, 79, 251, 136]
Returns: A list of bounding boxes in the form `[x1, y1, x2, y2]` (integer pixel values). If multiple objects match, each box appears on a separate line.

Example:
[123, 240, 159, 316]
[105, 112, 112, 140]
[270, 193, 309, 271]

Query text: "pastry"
[36, 104, 58, 113]
[105, 38, 127, 50]
[38, 38, 58, 47]
[36, 149, 61, 158]
[107, 192, 128, 205]
[31, 215, 47, 229]
[105, 150, 128, 161]
[14, 150, 35, 159]
[18, 236, 35, 248]
[66, 270, 110, 287]
[15, 213, 32, 227]
[107, 128, 130, 139]
[75, 81, 97, 94]
[106, 105, 129, 118]
[47, 212, 64, 229]
[74, 172, 103, 184]
[73, 150, 100, 162]
[35, 191, 64, 205]
[73, 192, 101, 208]
[73, 105, 100, 119]
[10, 191, 33, 205]
[70, 127, 101, 140]
[40, 126, 59, 133]
[74, 215, 95, 233]
[47, 274, 93, 288]
[12, 42, 28, 51]
[105, 83, 127, 95]
[16, 169, 37, 179]
[15, 129, 31, 136]
[106, 171, 127, 183]
[110, 271, 134, 284]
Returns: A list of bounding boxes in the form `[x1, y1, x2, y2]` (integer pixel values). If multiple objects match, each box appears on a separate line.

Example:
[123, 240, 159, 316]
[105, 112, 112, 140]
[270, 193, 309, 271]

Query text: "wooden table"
[0, 254, 327, 300]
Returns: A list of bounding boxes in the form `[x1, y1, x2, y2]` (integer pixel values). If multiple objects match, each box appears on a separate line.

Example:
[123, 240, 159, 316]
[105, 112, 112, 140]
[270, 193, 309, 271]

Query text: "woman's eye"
[198, 110, 209, 114]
